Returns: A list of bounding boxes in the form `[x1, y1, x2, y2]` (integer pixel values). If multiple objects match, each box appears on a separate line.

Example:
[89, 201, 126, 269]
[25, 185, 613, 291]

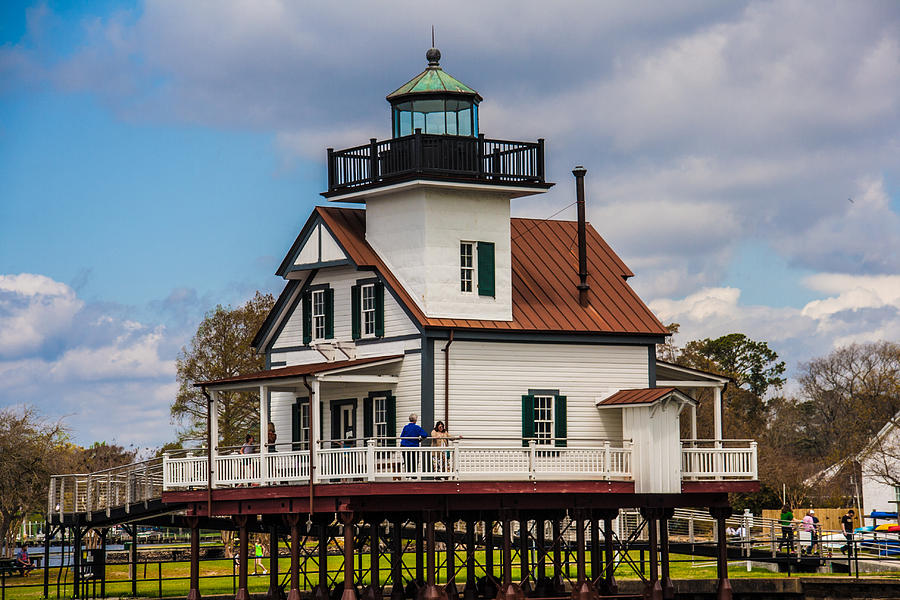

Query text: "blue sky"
[1, 1, 899, 448]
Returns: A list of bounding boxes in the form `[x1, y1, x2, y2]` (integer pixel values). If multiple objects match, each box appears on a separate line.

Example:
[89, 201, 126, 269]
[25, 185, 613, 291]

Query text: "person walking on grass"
[254, 541, 268, 575]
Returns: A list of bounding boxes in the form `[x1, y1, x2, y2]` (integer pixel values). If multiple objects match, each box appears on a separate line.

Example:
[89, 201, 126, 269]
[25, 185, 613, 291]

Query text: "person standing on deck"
[400, 413, 428, 475]
[777, 504, 795, 553]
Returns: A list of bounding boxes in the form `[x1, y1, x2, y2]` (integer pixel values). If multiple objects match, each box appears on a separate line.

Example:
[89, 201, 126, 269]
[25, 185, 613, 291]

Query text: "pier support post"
[286, 516, 302, 600]
[187, 517, 202, 600]
[235, 516, 251, 600]
[518, 516, 530, 595]
[659, 509, 674, 600]
[268, 521, 285, 600]
[571, 510, 598, 600]
[484, 518, 497, 598]
[416, 518, 425, 588]
[589, 514, 600, 587]
[390, 518, 404, 600]
[462, 519, 477, 600]
[496, 513, 524, 600]
[423, 513, 447, 600]
[72, 527, 82, 599]
[312, 518, 331, 600]
[600, 511, 617, 595]
[551, 518, 564, 595]
[362, 517, 383, 600]
[444, 519, 459, 600]
[710, 506, 733, 600]
[640, 508, 662, 600]
[341, 510, 359, 600]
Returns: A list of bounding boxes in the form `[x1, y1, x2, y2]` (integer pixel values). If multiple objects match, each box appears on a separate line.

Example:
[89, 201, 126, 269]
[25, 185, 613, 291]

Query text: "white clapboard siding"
[624, 403, 682, 493]
[266, 352, 420, 448]
[434, 341, 649, 446]
[272, 265, 418, 353]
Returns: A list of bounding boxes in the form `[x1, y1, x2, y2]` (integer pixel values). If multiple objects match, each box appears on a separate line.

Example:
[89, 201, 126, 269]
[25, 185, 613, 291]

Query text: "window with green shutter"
[374, 281, 385, 338]
[351, 285, 361, 340]
[477, 241, 495, 297]
[292, 398, 309, 451]
[302, 292, 312, 345]
[365, 392, 395, 446]
[524, 389, 566, 447]
[324, 287, 334, 339]
[304, 284, 333, 344]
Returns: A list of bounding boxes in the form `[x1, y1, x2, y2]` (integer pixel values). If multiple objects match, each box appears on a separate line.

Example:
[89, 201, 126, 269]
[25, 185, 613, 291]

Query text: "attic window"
[312, 290, 326, 340]
[361, 283, 376, 337]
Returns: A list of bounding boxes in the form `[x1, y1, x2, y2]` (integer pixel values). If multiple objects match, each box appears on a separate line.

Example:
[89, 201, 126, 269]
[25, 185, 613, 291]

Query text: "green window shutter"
[555, 395, 567, 447]
[325, 287, 334, 339]
[521, 395, 535, 447]
[374, 281, 385, 338]
[363, 397, 374, 439]
[302, 291, 312, 345]
[477, 241, 495, 297]
[351, 285, 361, 340]
[385, 395, 397, 446]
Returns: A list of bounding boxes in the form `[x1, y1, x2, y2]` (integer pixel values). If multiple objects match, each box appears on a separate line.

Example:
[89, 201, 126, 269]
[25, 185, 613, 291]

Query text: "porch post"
[311, 376, 321, 484]
[187, 517, 201, 600]
[210, 392, 220, 488]
[713, 385, 723, 442]
[690, 403, 698, 441]
[260, 384, 269, 484]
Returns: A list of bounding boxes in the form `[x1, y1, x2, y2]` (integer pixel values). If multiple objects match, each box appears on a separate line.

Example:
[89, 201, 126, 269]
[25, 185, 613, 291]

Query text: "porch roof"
[596, 387, 695, 408]
[195, 355, 403, 388]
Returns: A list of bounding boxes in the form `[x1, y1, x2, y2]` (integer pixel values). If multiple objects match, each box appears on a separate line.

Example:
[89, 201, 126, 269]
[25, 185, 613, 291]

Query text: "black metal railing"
[326, 131, 546, 194]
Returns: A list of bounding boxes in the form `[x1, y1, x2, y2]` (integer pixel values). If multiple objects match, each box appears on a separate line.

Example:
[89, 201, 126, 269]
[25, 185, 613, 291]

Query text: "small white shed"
[597, 388, 696, 494]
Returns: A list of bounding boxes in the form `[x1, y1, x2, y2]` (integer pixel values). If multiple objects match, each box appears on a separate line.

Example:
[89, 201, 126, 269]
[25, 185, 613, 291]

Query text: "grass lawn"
[2, 549, 896, 600]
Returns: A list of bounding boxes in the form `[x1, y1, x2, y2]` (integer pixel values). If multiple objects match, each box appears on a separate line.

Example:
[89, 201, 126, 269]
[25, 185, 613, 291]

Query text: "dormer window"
[312, 290, 326, 339]
[302, 284, 334, 344]
[352, 279, 385, 340]
[460, 241, 495, 297]
[361, 283, 376, 336]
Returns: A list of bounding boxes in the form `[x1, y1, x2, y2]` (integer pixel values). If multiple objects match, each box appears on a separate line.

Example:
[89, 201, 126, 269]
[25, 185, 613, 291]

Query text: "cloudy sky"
[1, 0, 898, 448]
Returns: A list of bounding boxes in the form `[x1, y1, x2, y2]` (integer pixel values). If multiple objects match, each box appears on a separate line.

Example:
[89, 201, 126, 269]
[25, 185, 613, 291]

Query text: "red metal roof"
[316, 206, 667, 336]
[597, 387, 677, 406]
[196, 355, 403, 387]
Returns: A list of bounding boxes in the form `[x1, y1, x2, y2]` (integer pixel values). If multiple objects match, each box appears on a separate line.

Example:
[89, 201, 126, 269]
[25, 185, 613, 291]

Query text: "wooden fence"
[762, 508, 860, 532]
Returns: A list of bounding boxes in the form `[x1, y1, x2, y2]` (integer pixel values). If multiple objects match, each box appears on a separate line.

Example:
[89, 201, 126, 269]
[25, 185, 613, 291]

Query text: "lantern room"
[387, 47, 482, 137]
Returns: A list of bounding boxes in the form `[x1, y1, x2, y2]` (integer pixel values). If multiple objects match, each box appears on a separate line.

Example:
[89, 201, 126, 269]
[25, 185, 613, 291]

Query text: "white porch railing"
[48, 457, 163, 519]
[681, 441, 758, 480]
[162, 440, 640, 489]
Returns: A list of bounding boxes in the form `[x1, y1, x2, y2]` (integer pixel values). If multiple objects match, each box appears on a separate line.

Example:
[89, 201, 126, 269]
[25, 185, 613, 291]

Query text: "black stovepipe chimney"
[572, 166, 590, 306]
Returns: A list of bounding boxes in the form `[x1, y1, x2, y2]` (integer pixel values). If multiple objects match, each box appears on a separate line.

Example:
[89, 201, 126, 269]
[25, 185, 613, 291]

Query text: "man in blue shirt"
[400, 413, 428, 475]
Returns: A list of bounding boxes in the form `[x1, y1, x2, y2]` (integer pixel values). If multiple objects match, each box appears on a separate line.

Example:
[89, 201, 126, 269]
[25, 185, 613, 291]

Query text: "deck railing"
[160, 440, 643, 489]
[326, 132, 546, 194]
[681, 440, 758, 480]
[48, 457, 164, 520]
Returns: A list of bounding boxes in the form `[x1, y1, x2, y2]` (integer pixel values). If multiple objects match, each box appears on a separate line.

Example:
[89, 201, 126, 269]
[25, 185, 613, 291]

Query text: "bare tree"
[861, 413, 900, 489]
[0, 406, 68, 557]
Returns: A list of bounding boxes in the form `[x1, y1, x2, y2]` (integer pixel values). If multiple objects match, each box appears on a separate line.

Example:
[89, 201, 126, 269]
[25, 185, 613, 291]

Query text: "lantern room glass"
[392, 98, 479, 138]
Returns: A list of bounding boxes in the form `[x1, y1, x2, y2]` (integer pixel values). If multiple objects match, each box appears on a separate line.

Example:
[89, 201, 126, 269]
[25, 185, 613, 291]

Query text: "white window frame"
[373, 396, 388, 446]
[533, 395, 555, 445]
[361, 283, 376, 338]
[298, 400, 310, 450]
[460, 241, 475, 293]
[311, 289, 326, 340]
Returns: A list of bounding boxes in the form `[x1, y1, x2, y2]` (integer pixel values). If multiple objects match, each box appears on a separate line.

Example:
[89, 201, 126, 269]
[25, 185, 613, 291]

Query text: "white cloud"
[0, 274, 83, 358]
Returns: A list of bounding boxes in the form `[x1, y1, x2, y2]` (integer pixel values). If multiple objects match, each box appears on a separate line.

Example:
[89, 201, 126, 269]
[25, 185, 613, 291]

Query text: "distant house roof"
[314, 206, 668, 336]
[196, 355, 403, 388]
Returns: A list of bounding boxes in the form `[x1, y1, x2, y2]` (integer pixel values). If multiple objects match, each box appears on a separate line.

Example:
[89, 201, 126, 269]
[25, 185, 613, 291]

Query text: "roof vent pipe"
[572, 166, 590, 307]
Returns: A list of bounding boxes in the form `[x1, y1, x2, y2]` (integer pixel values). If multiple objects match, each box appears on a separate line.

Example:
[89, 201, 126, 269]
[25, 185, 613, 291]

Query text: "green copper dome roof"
[387, 48, 482, 102]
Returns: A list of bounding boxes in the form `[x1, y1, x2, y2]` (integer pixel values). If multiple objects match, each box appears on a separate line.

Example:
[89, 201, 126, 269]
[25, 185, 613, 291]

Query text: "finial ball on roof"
[426, 47, 441, 66]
